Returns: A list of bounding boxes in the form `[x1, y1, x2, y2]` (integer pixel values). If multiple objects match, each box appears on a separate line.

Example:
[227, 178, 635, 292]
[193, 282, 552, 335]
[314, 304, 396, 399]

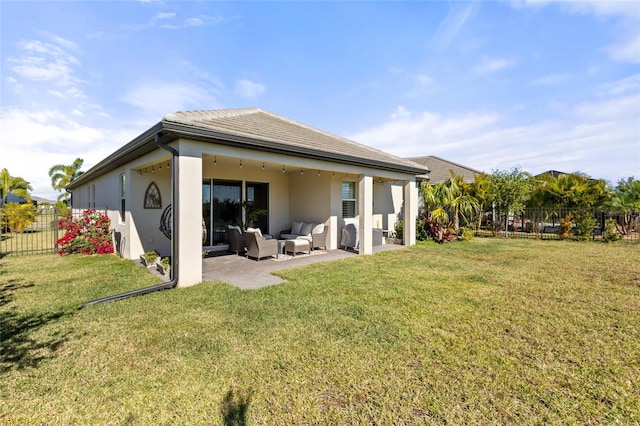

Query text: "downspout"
[81, 132, 179, 307]
[155, 132, 179, 285]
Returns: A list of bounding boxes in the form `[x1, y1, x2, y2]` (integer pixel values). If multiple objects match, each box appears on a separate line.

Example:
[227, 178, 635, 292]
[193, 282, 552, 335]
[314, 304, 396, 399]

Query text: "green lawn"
[1, 239, 639, 424]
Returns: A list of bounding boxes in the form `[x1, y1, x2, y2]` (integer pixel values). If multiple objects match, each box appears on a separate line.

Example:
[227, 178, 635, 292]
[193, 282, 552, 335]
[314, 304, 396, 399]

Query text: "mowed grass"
[1, 239, 639, 424]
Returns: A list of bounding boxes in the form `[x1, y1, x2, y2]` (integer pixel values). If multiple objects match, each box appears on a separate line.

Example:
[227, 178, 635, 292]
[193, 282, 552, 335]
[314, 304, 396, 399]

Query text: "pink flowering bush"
[57, 209, 114, 255]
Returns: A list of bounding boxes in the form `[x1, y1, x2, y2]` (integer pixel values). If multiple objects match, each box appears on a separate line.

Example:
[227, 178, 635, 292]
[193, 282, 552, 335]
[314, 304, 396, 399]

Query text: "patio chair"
[227, 226, 246, 254]
[244, 230, 279, 260]
[311, 226, 328, 250]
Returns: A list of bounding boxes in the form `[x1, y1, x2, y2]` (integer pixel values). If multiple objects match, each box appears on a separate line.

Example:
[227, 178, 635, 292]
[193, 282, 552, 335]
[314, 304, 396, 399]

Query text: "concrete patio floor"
[202, 243, 405, 289]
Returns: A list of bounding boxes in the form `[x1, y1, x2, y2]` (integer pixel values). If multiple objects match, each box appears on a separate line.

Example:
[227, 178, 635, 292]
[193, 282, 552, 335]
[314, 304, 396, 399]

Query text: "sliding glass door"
[203, 179, 269, 246]
[203, 180, 242, 246]
[246, 182, 269, 234]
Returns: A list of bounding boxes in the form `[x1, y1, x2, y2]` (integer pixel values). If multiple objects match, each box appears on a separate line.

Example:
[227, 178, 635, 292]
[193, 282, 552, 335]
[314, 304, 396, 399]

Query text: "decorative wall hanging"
[144, 181, 162, 209]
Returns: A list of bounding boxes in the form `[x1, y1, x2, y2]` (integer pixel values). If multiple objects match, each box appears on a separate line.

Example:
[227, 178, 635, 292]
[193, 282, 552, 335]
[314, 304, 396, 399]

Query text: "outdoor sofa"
[279, 220, 328, 250]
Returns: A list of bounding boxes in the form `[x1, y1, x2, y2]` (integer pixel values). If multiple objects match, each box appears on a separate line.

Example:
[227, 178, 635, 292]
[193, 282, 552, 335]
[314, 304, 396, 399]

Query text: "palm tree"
[0, 168, 32, 204]
[606, 177, 640, 235]
[49, 158, 84, 202]
[468, 173, 491, 230]
[421, 175, 479, 233]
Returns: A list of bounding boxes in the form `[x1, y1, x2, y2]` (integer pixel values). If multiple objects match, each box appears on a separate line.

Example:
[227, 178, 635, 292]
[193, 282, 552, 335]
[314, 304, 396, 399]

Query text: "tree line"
[419, 167, 640, 242]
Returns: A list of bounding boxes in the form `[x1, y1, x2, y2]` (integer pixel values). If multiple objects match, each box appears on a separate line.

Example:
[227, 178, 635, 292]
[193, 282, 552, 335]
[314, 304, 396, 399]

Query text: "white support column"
[328, 215, 338, 250]
[359, 174, 373, 255]
[175, 151, 203, 287]
[403, 179, 418, 246]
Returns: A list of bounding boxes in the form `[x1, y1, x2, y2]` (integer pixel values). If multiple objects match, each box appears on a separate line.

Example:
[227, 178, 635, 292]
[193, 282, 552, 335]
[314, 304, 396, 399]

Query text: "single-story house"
[67, 108, 428, 287]
[408, 155, 482, 185]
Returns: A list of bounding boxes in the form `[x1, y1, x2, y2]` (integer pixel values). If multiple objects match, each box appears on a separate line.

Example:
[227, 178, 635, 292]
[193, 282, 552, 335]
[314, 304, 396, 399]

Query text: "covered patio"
[68, 108, 427, 289]
[149, 244, 405, 289]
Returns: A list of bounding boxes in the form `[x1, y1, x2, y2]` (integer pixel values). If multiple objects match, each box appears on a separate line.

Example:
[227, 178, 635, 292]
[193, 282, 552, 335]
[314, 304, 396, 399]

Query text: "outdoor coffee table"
[284, 239, 310, 256]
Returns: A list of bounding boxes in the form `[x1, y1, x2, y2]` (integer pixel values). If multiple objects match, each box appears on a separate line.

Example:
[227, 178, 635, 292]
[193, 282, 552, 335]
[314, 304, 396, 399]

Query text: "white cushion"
[247, 227, 262, 238]
[300, 222, 314, 236]
[291, 220, 304, 235]
[312, 223, 325, 234]
[228, 224, 242, 234]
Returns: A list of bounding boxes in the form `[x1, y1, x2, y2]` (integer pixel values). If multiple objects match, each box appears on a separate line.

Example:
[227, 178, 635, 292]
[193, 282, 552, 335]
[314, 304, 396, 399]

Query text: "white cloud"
[430, 1, 478, 49]
[0, 108, 140, 200]
[7, 36, 85, 99]
[473, 57, 516, 74]
[517, 0, 640, 64]
[605, 31, 640, 64]
[235, 79, 265, 99]
[417, 74, 434, 86]
[528, 73, 570, 86]
[153, 12, 176, 20]
[349, 84, 640, 182]
[391, 105, 411, 120]
[597, 74, 640, 96]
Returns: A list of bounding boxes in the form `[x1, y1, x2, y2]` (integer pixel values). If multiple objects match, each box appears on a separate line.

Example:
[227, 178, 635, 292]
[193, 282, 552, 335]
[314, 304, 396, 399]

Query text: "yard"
[1, 239, 639, 424]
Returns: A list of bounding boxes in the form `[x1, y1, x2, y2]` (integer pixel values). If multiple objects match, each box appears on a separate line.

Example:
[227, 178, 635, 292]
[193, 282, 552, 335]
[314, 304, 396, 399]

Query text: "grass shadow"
[221, 387, 253, 426]
[0, 278, 72, 374]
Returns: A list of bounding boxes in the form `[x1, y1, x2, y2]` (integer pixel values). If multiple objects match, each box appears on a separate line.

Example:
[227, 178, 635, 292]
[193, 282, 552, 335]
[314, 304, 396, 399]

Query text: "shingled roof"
[408, 155, 482, 184]
[163, 108, 425, 172]
[68, 108, 427, 188]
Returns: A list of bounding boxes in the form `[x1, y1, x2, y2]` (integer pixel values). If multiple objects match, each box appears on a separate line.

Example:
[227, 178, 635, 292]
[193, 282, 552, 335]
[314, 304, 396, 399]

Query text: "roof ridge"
[408, 155, 482, 174]
[163, 107, 261, 123]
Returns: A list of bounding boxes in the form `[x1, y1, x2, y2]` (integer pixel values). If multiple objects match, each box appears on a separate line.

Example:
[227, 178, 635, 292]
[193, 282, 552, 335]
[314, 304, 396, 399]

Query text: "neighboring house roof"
[69, 108, 427, 189]
[534, 170, 569, 179]
[407, 155, 482, 184]
[0, 193, 28, 206]
[534, 170, 601, 183]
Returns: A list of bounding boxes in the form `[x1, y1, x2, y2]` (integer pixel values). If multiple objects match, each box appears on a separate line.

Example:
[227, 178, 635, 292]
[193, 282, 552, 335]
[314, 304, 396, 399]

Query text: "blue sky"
[1, 0, 638, 200]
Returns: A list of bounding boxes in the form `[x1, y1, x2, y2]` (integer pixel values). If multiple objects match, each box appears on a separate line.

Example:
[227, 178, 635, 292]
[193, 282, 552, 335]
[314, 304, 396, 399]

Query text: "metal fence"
[473, 207, 640, 242]
[0, 206, 61, 256]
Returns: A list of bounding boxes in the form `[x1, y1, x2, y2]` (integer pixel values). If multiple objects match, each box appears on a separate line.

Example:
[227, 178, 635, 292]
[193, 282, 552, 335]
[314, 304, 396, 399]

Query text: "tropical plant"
[0, 168, 32, 204]
[57, 209, 114, 255]
[1, 202, 37, 233]
[421, 216, 456, 243]
[468, 173, 492, 230]
[606, 177, 640, 235]
[603, 219, 622, 242]
[49, 158, 84, 203]
[421, 174, 479, 233]
[460, 227, 475, 241]
[489, 167, 532, 237]
[237, 200, 268, 230]
[558, 214, 574, 240]
[575, 213, 597, 240]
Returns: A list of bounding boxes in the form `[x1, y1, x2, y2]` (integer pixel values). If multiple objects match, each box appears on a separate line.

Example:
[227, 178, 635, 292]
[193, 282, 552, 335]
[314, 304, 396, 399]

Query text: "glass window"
[342, 181, 356, 218]
[119, 174, 126, 223]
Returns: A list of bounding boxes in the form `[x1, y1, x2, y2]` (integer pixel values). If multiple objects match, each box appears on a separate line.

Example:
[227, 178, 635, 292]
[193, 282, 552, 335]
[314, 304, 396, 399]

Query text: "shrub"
[459, 227, 474, 241]
[1, 203, 37, 233]
[558, 214, 574, 240]
[142, 250, 160, 264]
[575, 213, 597, 240]
[416, 216, 428, 241]
[603, 219, 622, 242]
[394, 220, 404, 240]
[57, 209, 114, 255]
[424, 219, 456, 244]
